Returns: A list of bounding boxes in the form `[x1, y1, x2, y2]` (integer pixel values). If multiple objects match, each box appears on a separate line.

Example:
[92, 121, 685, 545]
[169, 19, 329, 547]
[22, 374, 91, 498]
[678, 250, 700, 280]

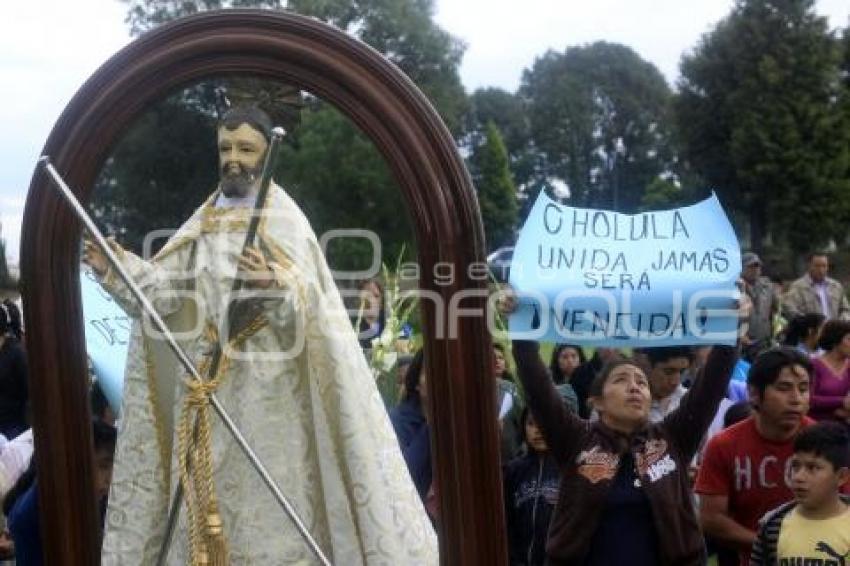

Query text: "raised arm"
[663, 345, 738, 461]
[85, 237, 188, 319]
[512, 340, 586, 464]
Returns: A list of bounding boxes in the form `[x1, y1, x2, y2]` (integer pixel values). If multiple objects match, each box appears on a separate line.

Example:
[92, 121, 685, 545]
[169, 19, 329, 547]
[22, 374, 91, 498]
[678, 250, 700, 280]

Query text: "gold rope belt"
[174, 315, 269, 565]
[177, 354, 230, 566]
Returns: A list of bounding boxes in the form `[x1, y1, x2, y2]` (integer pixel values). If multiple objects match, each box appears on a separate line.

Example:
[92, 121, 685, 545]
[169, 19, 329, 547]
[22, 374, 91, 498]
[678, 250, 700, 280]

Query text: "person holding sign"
[501, 287, 739, 565]
[83, 106, 436, 565]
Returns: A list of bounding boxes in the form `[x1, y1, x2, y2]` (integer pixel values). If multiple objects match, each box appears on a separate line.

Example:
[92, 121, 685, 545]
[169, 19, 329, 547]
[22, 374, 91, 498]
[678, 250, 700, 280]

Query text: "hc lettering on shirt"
[734, 455, 793, 491]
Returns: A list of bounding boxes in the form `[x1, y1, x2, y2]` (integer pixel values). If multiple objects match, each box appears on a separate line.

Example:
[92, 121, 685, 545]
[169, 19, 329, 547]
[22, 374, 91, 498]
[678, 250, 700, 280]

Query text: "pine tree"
[676, 0, 850, 254]
[471, 123, 518, 251]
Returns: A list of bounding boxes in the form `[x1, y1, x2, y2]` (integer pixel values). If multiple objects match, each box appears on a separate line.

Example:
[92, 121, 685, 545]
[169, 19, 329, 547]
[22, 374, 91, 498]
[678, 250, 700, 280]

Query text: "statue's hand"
[237, 246, 275, 290]
[82, 235, 117, 277]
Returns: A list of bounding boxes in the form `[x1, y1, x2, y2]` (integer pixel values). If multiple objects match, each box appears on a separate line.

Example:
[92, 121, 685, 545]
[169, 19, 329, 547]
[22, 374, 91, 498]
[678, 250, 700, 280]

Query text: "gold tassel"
[206, 508, 228, 566]
[177, 352, 231, 566]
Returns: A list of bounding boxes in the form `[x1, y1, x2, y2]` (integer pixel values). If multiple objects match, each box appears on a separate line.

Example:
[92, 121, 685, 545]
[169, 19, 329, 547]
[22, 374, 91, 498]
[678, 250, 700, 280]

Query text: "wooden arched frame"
[21, 10, 505, 566]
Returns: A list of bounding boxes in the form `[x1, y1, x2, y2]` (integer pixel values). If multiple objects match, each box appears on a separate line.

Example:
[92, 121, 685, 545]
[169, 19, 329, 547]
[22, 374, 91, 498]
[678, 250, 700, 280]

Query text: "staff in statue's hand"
[235, 245, 275, 290]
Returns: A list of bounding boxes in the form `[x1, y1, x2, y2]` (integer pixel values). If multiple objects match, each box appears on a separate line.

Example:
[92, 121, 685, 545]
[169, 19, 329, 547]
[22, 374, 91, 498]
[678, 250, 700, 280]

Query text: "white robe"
[100, 185, 437, 565]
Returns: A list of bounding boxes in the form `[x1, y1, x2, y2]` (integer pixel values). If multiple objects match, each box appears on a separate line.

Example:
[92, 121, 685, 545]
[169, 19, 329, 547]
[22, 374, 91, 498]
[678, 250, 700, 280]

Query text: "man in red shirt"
[695, 347, 813, 565]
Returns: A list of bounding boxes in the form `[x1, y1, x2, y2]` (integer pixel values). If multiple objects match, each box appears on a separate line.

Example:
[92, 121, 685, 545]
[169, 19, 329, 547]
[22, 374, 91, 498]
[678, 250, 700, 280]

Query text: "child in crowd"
[750, 422, 850, 565]
[503, 408, 560, 566]
[3, 420, 117, 565]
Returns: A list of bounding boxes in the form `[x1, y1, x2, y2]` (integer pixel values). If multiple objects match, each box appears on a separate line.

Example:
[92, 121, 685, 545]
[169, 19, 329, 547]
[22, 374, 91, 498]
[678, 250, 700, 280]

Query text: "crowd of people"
[0, 249, 848, 564]
[374, 250, 850, 565]
[0, 298, 116, 565]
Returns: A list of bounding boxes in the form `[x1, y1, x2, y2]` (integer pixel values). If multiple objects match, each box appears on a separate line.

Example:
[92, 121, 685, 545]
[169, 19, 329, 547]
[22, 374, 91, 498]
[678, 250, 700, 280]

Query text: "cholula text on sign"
[507, 192, 741, 346]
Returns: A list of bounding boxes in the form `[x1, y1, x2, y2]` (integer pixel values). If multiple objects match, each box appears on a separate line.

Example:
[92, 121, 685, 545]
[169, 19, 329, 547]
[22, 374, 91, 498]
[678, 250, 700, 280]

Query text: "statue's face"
[217, 123, 269, 197]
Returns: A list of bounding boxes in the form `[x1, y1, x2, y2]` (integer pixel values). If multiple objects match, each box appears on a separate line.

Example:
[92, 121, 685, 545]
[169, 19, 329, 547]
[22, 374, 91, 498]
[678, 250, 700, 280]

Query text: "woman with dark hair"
[809, 320, 850, 423]
[358, 279, 386, 349]
[512, 337, 737, 564]
[547, 345, 583, 415]
[493, 343, 525, 462]
[493, 342, 516, 383]
[357, 278, 412, 350]
[357, 279, 386, 349]
[0, 301, 27, 440]
[781, 313, 826, 357]
[550, 345, 586, 386]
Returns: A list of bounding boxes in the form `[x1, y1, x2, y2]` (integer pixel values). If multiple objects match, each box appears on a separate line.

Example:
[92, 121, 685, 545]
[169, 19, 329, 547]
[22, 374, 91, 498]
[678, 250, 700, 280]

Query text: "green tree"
[124, 0, 283, 34]
[676, 0, 850, 254]
[464, 88, 544, 215]
[123, 0, 467, 134]
[843, 21, 850, 86]
[91, 92, 219, 251]
[279, 102, 411, 270]
[100, 0, 468, 270]
[639, 177, 685, 211]
[469, 122, 518, 251]
[518, 42, 675, 213]
[466, 89, 529, 158]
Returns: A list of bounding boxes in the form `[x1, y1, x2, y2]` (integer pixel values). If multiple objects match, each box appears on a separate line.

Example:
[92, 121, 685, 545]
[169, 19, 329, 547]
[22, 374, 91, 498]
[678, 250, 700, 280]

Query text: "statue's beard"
[220, 162, 262, 197]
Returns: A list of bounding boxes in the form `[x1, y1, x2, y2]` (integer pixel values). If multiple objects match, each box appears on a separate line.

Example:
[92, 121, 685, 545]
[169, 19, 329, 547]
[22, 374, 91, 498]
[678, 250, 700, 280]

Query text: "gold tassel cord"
[175, 315, 268, 566]
[177, 355, 231, 566]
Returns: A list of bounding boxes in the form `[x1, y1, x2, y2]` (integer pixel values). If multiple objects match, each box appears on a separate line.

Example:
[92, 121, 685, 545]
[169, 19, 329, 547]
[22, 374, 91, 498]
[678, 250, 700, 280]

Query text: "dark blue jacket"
[8, 481, 42, 566]
[503, 450, 560, 566]
[389, 397, 431, 501]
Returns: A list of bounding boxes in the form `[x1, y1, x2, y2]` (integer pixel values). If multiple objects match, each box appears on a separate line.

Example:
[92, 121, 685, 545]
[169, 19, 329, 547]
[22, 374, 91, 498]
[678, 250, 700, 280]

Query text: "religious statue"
[84, 106, 437, 565]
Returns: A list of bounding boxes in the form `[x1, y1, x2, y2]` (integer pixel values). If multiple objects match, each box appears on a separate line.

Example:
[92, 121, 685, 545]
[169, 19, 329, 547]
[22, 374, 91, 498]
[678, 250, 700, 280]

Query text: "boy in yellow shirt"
[750, 422, 850, 565]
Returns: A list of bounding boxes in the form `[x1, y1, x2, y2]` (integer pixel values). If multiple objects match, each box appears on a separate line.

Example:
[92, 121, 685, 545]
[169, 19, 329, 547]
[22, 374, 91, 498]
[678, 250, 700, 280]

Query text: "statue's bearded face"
[217, 123, 269, 197]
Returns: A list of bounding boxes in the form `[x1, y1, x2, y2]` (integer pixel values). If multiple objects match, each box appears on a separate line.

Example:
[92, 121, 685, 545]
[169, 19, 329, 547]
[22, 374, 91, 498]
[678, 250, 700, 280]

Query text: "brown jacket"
[513, 341, 737, 565]
[781, 274, 850, 320]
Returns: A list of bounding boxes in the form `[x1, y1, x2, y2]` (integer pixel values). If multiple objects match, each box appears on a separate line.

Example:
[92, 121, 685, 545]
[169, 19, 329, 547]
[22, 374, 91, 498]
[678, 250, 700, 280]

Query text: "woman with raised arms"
[500, 292, 738, 565]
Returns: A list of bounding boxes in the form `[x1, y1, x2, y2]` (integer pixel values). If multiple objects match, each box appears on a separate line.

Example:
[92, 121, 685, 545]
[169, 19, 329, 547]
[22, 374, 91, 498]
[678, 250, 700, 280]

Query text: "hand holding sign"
[496, 286, 518, 316]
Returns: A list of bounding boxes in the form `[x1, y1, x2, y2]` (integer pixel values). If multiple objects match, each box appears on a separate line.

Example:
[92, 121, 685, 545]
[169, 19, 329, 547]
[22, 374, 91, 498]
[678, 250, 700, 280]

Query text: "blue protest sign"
[508, 193, 741, 346]
[81, 268, 130, 415]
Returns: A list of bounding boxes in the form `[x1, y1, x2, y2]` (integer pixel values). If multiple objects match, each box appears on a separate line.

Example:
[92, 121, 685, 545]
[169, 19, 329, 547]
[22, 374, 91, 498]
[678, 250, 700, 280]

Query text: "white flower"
[382, 352, 398, 372]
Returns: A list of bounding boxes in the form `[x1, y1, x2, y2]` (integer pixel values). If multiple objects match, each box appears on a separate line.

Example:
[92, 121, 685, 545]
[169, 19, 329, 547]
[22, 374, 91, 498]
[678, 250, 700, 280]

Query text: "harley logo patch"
[576, 446, 619, 484]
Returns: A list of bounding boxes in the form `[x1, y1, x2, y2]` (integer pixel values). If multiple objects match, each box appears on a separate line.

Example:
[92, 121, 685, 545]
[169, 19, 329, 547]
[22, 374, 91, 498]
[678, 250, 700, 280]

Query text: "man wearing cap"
[740, 252, 779, 360]
[782, 252, 850, 321]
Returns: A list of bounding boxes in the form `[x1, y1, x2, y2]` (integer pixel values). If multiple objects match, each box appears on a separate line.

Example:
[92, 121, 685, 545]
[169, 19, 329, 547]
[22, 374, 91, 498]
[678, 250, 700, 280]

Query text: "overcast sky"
[1, 0, 848, 264]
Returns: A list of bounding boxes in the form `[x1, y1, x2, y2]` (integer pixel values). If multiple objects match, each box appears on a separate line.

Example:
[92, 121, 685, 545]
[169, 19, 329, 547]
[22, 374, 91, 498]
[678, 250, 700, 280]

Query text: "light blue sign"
[81, 268, 130, 415]
[508, 193, 741, 346]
